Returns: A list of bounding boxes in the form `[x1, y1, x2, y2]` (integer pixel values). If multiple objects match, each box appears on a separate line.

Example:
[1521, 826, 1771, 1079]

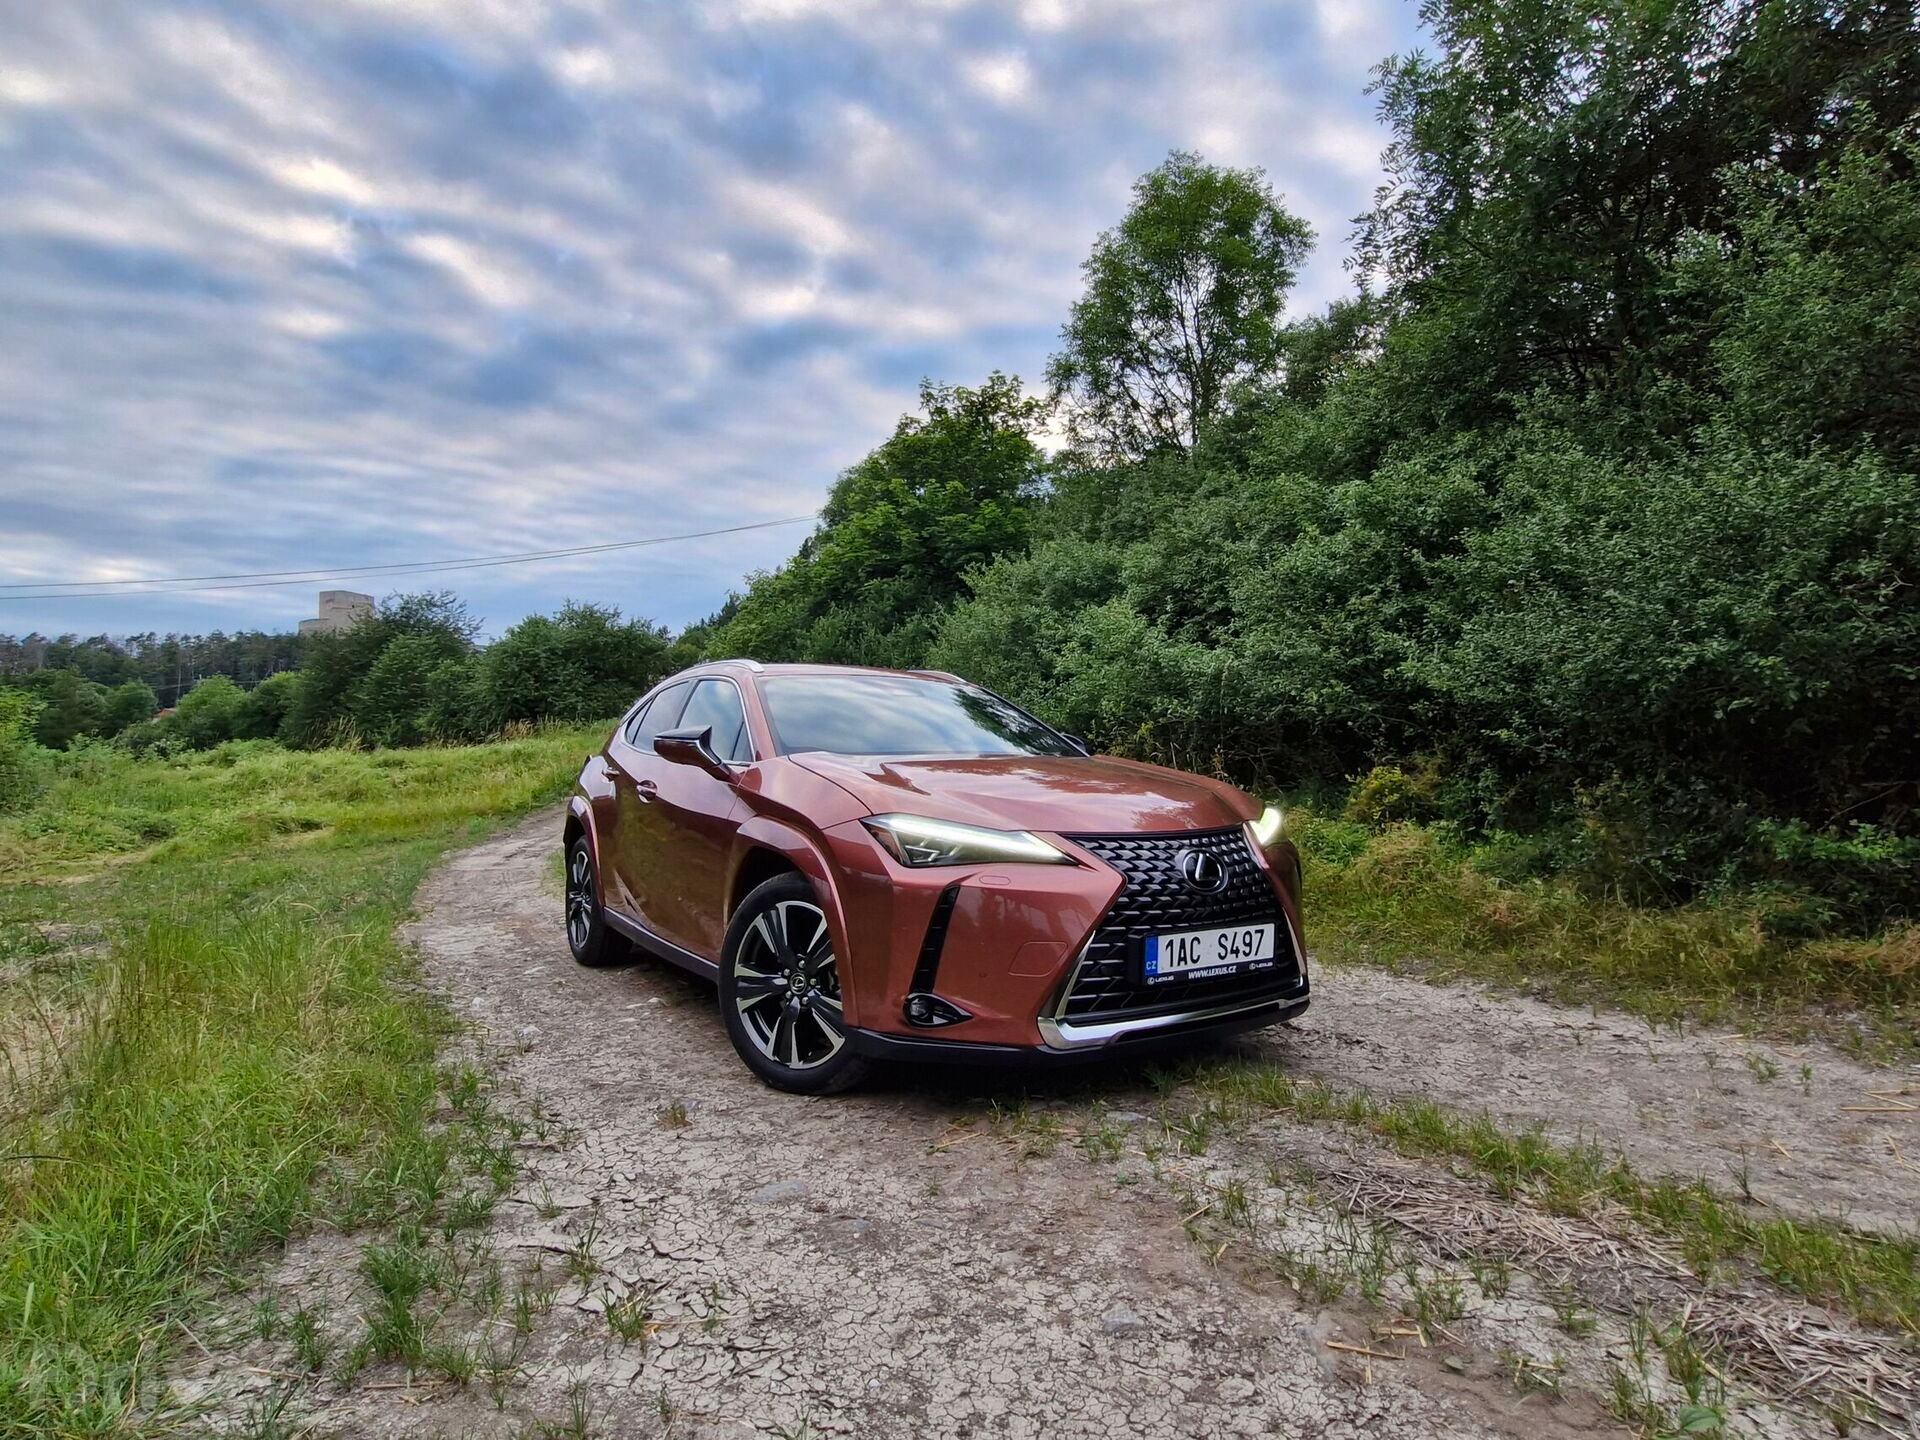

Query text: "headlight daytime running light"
[863, 813, 1071, 868]
[1249, 804, 1285, 849]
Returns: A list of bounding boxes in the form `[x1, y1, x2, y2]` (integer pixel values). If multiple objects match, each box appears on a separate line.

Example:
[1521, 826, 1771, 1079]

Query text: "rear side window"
[677, 679, 752, 763]
[625, 681, 690, 752]
[620, 698, 652, 745]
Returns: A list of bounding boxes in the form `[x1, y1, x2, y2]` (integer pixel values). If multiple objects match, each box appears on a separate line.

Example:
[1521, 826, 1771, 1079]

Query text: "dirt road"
[1249, 964, 1917, 1237]
[181, 813, 1917, 1439]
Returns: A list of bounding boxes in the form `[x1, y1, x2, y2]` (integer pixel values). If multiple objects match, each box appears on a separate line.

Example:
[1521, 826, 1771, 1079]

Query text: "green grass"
[1174, 1056, 1920, 1338]
[0, 728, 603, 1438]
[1287, 810, 1919, 1053]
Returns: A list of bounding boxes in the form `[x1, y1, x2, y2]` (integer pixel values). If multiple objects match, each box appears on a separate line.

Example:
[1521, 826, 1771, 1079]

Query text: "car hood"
[788, 752, 1258, 836]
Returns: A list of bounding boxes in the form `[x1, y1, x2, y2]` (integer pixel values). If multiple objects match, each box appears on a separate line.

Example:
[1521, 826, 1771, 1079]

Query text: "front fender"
[565, 787, 612, 885]
[731, 815, 864, 1022]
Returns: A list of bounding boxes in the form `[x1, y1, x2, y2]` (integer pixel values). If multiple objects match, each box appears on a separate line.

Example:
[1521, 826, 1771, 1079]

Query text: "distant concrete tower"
[298, 590, 375, 636]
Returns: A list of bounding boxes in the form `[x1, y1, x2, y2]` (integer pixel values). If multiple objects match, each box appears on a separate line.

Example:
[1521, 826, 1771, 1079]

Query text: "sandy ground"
[175, 812, 1918, 1439]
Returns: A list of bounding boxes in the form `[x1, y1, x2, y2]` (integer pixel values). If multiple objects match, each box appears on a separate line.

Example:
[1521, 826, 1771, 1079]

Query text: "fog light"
[904, 993, 970, 1027]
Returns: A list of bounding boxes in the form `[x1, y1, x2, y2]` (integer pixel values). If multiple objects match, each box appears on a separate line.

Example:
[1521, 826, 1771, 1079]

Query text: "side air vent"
[909, 883, 961, 995]
[904, 884, 968, 1027]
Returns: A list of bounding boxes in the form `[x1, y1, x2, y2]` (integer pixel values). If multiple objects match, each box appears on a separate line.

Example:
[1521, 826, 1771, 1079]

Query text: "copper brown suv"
[565, 661, 1308, 1093]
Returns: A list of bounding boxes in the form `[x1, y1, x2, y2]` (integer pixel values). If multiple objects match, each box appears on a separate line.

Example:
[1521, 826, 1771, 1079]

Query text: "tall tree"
[1048, 152, 1313, 459]
[716, 373, 1048, 665]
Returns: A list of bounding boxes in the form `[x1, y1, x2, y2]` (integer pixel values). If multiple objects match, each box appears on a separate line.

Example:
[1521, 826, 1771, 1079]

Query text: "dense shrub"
[116, 717, 188, 760]
[103, 680, 157, 734]
[266, 593, 669, 749]
[282, 593, 477, 749]
[712, 0, 1920, 932]
[171, 675, 247, 750]
[235, 671, 301, 741]
[19, 668, 109, 749]
[480, 602, 669, 728]
[0, 688, 48, 812]
[420, 657, 489, 743]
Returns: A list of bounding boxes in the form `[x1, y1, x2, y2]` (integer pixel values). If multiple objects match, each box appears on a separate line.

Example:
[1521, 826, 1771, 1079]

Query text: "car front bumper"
[842, 983, 1310, 1065]
[819, 819, 1309, 1055]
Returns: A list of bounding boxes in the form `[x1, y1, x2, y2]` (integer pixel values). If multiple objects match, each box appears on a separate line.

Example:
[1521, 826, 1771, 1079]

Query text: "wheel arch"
[728, 816, 858, 1018]
[731, 845, 800, 919]
[564, 795, 597, 868]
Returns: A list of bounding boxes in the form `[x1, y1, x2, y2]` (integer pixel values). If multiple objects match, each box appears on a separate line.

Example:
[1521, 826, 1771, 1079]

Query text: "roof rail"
[692, 656, 764, 672]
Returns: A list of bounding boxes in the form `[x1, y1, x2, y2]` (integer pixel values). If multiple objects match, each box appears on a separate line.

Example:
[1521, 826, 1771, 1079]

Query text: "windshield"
[757, 674, 1078, 758]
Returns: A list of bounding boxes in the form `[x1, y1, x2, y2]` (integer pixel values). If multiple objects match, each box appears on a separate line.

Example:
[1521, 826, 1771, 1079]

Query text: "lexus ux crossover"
[565, 661, 1308, 1093]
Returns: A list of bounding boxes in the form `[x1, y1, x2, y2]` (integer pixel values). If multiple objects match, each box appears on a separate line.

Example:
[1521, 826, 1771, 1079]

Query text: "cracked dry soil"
[181, 812, 1917, 1439]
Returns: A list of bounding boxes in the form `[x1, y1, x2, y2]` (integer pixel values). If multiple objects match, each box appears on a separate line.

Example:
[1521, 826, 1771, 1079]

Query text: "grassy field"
[1288, 810, 1918, 1057]
[1, 736, 1910, 1436]
[0, 730, 601, 1438]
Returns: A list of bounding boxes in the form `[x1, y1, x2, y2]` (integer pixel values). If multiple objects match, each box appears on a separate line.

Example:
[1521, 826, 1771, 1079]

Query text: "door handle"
[635, 779, 658, 803]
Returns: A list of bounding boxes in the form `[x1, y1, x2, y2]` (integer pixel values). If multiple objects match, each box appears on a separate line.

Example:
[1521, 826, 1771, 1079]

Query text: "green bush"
[172, 675, 247, 750]
[115, 717, 187, 760]
[19, 669, 110, 750]
[282, 593, 476, 749]
[102, 680, 157, 734]
[235, 671, 302, 741]
[420, 656, 489, 743]
[481, 602, 668, 727]
[1344, 763, 1445, 829]
[351, 635, 445, 748]
[0, 688, 48, 812]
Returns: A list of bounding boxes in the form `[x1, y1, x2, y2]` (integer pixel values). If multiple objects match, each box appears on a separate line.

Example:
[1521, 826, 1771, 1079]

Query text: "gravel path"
[1253, 966, 1918, 1235]
[177, 811, 1915, 1437]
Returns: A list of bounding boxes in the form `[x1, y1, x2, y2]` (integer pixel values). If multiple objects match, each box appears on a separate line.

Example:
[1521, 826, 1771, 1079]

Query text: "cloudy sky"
[0, 0, 1420, 640]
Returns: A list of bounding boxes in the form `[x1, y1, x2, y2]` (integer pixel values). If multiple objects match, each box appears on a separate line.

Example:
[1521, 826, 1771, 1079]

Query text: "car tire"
[720, 873, 870, 1095]
[564, 836, 630, 968]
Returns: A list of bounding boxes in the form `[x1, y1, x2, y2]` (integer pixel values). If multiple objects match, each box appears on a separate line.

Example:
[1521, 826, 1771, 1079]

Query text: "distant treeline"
[0, 630, 302, 704]
[0, 597, 671, 763]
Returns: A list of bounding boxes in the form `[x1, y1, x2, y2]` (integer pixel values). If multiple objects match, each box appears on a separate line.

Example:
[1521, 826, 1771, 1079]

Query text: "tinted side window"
[620, 697, 652, 745]
[628, 681, 691, 752]
[677, 679, 752, 763]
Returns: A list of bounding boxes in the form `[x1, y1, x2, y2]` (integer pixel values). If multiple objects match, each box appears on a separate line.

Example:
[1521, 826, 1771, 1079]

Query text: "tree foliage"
[0, 688, 46, 812]
[707, 374, 1048, 665]
[480, 603, 671, 728]
[720, 0, 1920, 927]
[1048, 152, 1312, 458]
[281, 593, 478, 748]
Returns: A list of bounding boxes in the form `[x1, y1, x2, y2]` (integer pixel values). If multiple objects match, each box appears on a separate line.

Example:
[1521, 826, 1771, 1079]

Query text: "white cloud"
[0, 67, 70, 107]
[406, 232, 536, 309]
[272, 155, 380, 207]
[552, 46, 618, 89]
[0, 0, 1419, 636]
[964, 51, 1034, 105]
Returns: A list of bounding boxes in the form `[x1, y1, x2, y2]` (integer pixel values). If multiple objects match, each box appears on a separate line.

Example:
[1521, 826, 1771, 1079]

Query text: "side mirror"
[654, 725, 732, 781]
[1065, 733, 1092, 756]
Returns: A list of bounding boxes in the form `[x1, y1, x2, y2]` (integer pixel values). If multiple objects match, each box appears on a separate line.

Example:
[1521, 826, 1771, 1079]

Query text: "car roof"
[682, 659, 965, 684]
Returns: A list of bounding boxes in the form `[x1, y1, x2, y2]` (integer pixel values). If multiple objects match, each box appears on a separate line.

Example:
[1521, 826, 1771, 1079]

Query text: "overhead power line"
[0, 515, 820, 603]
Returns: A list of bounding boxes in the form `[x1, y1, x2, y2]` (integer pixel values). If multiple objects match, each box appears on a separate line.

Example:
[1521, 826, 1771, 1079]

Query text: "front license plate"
[1142, 923, 1277, 984]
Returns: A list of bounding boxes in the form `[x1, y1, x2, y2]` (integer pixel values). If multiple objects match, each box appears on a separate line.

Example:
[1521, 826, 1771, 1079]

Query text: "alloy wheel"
[566, 845, 595, 954]
[732, 900, 845, 1070]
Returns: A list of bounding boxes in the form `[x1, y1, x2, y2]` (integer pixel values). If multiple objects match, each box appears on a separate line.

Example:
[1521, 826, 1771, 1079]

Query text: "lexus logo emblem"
[1176, 848, 1226, 893]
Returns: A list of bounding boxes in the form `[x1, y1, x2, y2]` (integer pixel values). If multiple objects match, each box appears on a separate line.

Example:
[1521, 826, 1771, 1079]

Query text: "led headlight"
[1248, 804, 1285, 849]
[863, 813, 1071, 868]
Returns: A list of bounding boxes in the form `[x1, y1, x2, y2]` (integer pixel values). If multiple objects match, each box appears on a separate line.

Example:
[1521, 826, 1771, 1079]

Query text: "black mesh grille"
[1059, 827, 1300, 1021]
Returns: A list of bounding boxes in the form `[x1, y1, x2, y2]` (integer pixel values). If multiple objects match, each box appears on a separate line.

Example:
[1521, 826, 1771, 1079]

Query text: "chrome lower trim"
[1037, 989, 1302, 1050]
[603, 907, 720, 979]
